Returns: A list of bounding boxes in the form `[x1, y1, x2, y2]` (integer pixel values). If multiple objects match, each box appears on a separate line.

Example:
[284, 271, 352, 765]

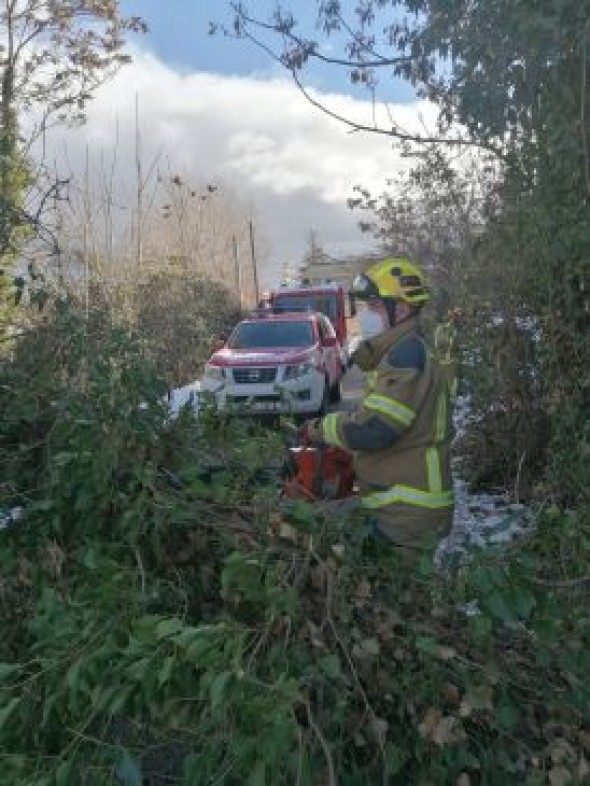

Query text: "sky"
[41, 1, 432, 286]
[120, 0, 417, 103]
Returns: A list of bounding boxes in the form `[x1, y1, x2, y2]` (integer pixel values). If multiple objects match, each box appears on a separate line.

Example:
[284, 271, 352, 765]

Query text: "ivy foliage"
[1, 300, 590, 785]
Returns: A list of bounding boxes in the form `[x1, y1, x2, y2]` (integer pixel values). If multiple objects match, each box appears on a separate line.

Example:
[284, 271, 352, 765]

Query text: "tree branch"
[304, 700, 337, 786]
[334, 10, 396, 66]
[227, 7, 506, 159]
[290, 68, 504, 155]
[231, 3, 413, 70]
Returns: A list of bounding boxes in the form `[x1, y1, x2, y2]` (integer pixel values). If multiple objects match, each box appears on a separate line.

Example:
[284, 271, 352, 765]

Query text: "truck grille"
[227, 394, 282, 405]
[233, 367, 277, 384]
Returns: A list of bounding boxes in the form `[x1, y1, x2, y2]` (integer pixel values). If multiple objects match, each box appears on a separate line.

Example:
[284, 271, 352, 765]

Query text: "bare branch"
[290, 68, 504, 156]
[230, 2, 413, 70]
[225, 5, 505, 159]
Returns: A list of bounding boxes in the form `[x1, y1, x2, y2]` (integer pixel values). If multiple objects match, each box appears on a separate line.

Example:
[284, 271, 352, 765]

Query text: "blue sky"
[44, 2, 433, 283]
[122, 0, 416, 103]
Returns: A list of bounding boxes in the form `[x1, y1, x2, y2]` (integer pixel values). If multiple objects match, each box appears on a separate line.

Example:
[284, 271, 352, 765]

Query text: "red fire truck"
[266, 281, 355, 351]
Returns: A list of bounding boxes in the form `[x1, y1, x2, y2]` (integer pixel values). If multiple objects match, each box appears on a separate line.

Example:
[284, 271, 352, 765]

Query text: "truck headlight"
[204, 364, 225, 381]
[284, 362, 313, 380]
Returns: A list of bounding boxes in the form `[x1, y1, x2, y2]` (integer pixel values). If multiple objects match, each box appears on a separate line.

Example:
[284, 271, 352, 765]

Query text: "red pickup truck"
[202, 310, 344, 415]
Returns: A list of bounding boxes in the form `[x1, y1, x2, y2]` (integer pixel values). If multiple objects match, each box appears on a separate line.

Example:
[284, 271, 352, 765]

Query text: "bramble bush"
[1, 300, 590, 785]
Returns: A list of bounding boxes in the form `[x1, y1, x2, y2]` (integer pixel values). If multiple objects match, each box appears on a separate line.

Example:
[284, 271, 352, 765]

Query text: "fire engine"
[265, 280, 355, 360]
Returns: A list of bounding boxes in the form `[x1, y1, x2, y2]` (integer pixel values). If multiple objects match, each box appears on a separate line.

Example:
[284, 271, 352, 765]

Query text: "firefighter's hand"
[349, 341, 376, 372]
[300, 419, 323, 445]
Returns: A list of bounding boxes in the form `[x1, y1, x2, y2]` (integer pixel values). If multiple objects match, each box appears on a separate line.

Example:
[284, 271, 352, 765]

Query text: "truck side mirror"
[323, 335, 338, 348]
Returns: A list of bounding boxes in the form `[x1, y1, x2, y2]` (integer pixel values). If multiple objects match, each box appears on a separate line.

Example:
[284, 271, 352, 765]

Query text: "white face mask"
[359, 307, 387, 340]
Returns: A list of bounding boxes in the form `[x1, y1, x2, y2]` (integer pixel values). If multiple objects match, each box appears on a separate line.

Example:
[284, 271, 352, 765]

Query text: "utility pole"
[249, 219, 260, 306]
[135, 92, 143, 269]
[83, 145, 90, 321]
[232, 234, 242, 306]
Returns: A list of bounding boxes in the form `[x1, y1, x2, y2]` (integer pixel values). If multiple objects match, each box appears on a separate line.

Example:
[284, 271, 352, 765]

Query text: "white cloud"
[36, 48, 437, 285]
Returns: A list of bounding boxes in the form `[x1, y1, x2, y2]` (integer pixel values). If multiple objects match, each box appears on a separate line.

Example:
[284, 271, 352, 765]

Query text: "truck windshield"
[228, 320, 315, 349]
[274, 293, 338, 322]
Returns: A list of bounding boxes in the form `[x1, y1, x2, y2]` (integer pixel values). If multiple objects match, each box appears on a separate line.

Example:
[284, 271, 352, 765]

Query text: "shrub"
[1, 300, 590, 785]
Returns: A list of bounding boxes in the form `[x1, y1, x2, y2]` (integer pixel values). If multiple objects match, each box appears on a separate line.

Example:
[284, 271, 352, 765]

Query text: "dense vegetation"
[1, 0, 590, 784]
[1, 299, 590, 785]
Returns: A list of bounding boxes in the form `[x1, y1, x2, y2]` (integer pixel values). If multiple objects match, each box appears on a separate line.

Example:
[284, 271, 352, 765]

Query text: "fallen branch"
[305, 700, 338, 786]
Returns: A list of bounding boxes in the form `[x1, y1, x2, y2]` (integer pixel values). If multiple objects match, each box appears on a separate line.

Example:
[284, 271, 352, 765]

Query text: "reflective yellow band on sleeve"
[435, 391, 447, 442]
[426, 447, 442, 493]
[367, 371, 379, 390]
[364, 394, 415, 428]
[322, 413, 343, 447]
[362, 484, 454, 510]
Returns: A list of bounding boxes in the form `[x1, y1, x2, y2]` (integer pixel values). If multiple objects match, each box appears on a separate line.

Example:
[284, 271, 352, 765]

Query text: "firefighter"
[306, 257, 454, 548]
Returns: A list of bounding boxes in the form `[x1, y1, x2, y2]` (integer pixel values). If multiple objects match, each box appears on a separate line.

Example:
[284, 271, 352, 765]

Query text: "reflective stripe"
[362, 485, 454, 510]
[364, 394, 415, 427]
[426, 447, 442, 493]
[367, 371, 379, 390]
[361, 387, 452, 511]
[427, 391, 447, 496]
[322, 413, 343, 447]
[435, 392, 447, 443]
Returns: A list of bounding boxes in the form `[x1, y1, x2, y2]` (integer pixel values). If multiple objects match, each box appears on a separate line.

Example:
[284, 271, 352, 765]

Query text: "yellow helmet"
[351, 257, 430, 306]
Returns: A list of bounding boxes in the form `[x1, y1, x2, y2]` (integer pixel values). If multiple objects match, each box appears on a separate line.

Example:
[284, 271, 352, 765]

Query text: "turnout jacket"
[320, 315, 454, 547]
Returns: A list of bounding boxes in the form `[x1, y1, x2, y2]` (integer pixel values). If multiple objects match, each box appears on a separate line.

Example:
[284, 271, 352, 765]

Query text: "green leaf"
[247, 761, 266, 786]
[512, 586, 536, 621]
[471, 613, 492, 641]
[82, 548, 98, 570]
[486, 592, 517, 626]
[285, 500, 316, 530]
[56, 759, 73, 786]
[115, 752, 142, 786]
[156, 617, 183, 640]
[210, 671, 233, 711]
[318, 654, 341, 679]
[186, 637, 213, 663]
[158, 656, 175, 688]
[497, 699, 520, 731]
[66, 659, 83, 692]
[0, 697, 20, 728]
[125, 657, 152, 682]
[109, 686, 133, 716]
[415, 636, 439, 656]
[418, 554, 434, 577]
[362, 638, 380, 656]
[183, 754, 201, 784]
[352, 638, 380, 659]
[171, 625, 200, 648]
[52, 451, 76, 468]
[384, 742, 407, 776]
[0, 662, 19, 681]
[464, 684, 493, 711]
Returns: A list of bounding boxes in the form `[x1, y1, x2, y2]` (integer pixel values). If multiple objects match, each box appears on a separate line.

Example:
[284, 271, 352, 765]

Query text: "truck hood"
[210, 346, 315, 367]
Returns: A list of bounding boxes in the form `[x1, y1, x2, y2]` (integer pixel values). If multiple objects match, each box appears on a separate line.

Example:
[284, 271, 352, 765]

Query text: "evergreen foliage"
[1, 300, 590, 785]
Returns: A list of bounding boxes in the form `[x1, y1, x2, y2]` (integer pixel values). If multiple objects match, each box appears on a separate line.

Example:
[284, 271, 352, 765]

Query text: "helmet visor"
[351, 273, 380, 300]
